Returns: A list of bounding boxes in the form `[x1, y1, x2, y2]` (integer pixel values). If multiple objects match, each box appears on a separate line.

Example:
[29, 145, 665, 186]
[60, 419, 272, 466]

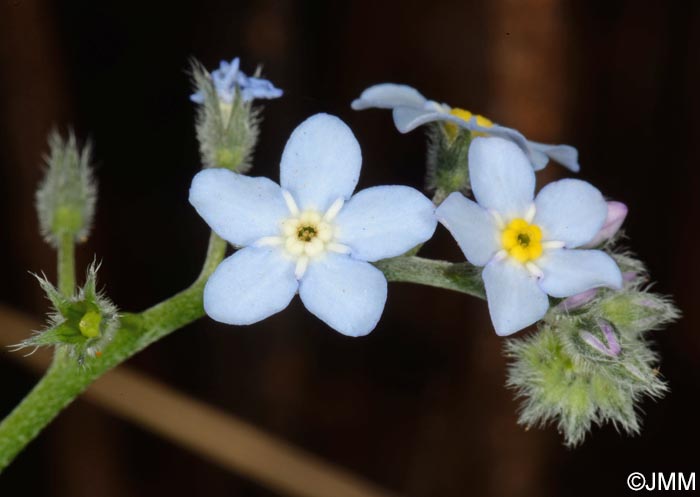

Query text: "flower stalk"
[57, 232, 75, 297]
[0, 232, 227, 472]
[0, 230, 484, 471]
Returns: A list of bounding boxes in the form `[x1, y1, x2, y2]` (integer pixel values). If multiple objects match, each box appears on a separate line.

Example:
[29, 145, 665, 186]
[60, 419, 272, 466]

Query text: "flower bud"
[582, 201, 627, 248]
[580, 319, 621, 357]
[507, 317, 666, 447]
[35, 131, 97, 246]
[600, 290, 679, 334]
[557, 288, 598, 312]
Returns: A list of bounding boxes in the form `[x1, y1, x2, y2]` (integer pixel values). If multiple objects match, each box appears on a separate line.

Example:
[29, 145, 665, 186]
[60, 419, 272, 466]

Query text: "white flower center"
[255, 191, 350, 279]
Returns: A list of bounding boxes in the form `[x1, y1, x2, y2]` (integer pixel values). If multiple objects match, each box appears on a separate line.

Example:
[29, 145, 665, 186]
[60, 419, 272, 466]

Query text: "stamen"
[304, 237, 325, 256]
[525, 262, 543, 278]
[282, 190, 299, 216]
[254, 236, 283, 247]
[328, 243, 351, 254]
[490, 210, 505, 230]
[295, 257, 309, 279]
[493, 249, 508, 262]
[323, 197, 345, 222]
[542, 240, 565, 250]
[524, 203, 536, 223]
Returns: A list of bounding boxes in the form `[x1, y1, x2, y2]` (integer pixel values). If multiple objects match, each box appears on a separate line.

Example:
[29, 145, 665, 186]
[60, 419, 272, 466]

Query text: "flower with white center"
[352, 83, 579, 172]
[190, 57, 283, 105]
[435, 136, 622, 336]
[189, 113, 437, 337]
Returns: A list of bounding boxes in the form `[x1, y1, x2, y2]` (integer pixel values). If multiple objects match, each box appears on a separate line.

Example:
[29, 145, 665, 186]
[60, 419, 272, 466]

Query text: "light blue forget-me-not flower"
[436, 137, 621, 336]
[189, 113, 437, 337]
[352, 83, 580, 172]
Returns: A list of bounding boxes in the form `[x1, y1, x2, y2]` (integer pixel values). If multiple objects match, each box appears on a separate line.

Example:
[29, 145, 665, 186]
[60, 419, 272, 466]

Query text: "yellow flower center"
[501, 218, 543, 263]
[444, 107, 494, 141]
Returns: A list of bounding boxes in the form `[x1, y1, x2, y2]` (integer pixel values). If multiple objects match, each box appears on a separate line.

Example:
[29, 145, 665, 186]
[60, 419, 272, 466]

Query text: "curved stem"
[0, 233, 227, 471]
[0, 244, 481, 472]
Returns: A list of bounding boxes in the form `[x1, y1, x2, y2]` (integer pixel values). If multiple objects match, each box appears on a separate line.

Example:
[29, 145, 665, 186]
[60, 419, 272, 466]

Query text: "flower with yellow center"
[445, 108, 494, 141]
[351, 83, 580, 172]
[500, 218, 543, 263]
[190, 113, 437, 337]
[436, 136, 622, 336]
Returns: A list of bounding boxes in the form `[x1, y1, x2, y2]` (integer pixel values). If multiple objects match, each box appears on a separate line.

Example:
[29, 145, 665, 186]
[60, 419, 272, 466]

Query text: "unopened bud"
[35, 131, 97, 246]
[583, 201, 627, 248]
[558, 288, 598, 312]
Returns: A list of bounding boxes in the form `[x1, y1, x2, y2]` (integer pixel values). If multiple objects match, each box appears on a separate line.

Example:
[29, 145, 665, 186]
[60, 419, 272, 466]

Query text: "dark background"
[1, 1, 698, 496]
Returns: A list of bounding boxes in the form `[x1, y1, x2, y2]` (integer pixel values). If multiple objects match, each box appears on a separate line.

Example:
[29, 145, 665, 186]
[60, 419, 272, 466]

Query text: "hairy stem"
[376, 255, 485, 299]
[0, 246, 482, 471]
[0, 233, 227, 471]
[57, 233, 75, 296]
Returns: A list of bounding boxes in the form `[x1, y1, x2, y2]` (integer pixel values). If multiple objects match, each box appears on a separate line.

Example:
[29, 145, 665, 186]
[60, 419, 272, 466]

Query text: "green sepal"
[425, 123, 472, 203]
[14, 262, 119, 365]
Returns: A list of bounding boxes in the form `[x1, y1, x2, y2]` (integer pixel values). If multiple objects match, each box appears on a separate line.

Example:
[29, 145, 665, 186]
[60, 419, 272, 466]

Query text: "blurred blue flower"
[191, 57, 282, 104]
[352, 83, 579, 172]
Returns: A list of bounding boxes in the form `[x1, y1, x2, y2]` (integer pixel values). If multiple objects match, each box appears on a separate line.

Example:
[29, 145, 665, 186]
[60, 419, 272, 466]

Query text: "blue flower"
[352, 83, 579, 172]
[190, 113, 437, 336]
[435, 137, 621, 336]
[190, 57, 283, 104]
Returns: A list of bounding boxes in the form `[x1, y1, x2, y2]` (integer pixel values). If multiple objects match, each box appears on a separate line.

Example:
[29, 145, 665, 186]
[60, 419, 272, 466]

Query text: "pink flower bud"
[583, 201, 628, 248]
[557, 288, 598, 311]
[579, 319, 621, 357]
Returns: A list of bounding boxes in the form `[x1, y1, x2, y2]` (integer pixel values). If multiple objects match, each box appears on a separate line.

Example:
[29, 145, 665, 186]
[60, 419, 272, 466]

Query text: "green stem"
[0, 245, 482, 472]
[0, 232, 227, 471]
[57, 233, 75, 296]
[375, 255, 485, 299]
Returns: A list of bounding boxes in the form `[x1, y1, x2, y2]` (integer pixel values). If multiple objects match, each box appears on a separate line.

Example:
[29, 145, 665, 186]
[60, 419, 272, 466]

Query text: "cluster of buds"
[506, 213, 679, 446]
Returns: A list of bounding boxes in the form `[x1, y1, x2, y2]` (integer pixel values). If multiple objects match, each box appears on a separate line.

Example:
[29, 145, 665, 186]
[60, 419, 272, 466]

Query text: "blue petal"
[527, 141, 580, 172]
[469, 137, 535, 218]
[534, 179, 607, 248]
[482, 259, 550, 336]
[239, 76, 283, 101]
[351, 83, 427, 110]
[392, 107, 447, 133]
[189, 168, 288, 246]
[442, 115, 579, 172]
[538, 249, 623, 298]
[280, 113, 361, 212]
[299, 254, 387, 337]
[203, 247, 298, 325]
[436, 192, 500, 266]
[335, 185, 437, 262]
[190, 92, 205, 104]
